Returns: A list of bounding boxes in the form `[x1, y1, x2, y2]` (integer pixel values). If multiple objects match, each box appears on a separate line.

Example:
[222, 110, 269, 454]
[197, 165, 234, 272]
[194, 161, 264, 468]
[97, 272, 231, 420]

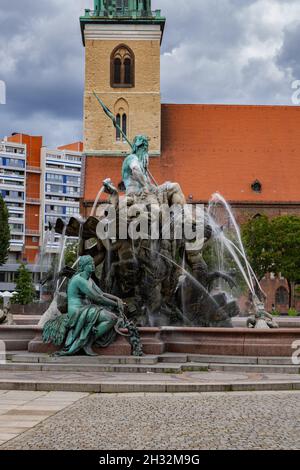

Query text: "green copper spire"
[93, 1, 153, 17]
[80, 0, 165, 45]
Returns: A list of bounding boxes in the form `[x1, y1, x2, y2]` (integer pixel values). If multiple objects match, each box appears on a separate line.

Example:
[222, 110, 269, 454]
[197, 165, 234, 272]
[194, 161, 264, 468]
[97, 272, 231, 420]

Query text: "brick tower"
[80, 0, 165, 213]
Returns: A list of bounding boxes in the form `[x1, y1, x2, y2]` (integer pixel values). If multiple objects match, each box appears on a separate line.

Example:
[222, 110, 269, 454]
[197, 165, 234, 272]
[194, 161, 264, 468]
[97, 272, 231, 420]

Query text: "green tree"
[242, 215, 275, 280]
[271, 216, 300, 308]
[242, 215, 300, 308]
[12, 264, 36, 305]
[0, 194, 10, 266]
[64, 242, 78, 267]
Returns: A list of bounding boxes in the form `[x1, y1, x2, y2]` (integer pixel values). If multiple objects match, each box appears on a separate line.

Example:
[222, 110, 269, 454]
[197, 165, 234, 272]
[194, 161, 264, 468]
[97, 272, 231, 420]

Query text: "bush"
[288, 308, 298, 317]
[11, 264, 36, 305]
[0, 195, 10, 266]
[272, 309, 280, 317]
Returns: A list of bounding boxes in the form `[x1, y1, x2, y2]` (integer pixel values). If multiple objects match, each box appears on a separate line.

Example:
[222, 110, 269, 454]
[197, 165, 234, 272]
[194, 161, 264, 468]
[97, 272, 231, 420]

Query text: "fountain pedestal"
[20, 326, 300, 357]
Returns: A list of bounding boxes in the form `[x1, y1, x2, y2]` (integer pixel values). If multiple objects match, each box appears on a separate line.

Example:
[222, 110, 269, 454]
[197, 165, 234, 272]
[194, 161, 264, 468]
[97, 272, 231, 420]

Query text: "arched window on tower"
[116, 114, 121, 141]
[115, 113, 127, 142]
[114, 98, 129, 143]
[111, 45, 135, 88]
[114, 58, 121, 85]
[122, 114, 127, 138]
[124, 58, 131, 85]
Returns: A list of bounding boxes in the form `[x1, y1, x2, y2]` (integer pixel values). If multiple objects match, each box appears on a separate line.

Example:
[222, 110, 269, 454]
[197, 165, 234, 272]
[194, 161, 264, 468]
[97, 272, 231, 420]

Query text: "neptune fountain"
[40, 95, 277, 357]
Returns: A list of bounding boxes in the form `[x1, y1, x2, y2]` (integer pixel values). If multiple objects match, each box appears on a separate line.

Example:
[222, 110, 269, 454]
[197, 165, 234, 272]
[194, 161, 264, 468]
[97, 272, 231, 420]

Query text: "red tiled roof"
[83, 104, 300, 203]
[159, 104, 300, 203]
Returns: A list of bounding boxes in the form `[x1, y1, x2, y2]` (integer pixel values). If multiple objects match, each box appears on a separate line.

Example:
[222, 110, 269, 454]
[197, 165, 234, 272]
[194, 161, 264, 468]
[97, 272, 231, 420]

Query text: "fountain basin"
[1, 325, 299, 357]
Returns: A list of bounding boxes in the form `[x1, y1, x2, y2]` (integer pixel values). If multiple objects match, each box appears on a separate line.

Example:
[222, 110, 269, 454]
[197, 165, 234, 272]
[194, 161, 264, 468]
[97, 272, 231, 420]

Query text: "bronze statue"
[43, 255, 142, 356]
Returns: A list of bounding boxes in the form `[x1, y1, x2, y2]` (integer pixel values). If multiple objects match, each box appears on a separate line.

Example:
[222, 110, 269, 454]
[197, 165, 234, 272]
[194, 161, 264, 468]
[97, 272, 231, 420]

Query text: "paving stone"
[0, 391, 88, 447]
[1, 410, 53, 417]
[1, 392, 299, 450]
[0, 433, 18, 441]
[0, 427, 34, 434]
[0, 420, 44, 427]
[2, 391, 46, 399]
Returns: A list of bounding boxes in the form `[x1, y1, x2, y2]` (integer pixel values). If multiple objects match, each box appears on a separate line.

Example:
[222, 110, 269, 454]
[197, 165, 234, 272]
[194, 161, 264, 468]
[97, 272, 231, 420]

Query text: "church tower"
[80, 1, 165, 159]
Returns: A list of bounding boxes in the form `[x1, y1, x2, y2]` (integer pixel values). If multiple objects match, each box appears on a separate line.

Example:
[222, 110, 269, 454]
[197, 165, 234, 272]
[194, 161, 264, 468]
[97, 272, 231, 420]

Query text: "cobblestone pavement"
[1, 391, 300, 450]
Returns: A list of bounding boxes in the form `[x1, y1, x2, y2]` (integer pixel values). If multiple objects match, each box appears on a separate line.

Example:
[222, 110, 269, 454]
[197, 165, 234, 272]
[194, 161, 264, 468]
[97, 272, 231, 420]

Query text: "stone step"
[0, 362, 192, 374]
[6, 352, 297, 367]
[2, 339, 32, 351]
[185, 354, 296, 366]
[2, 362, 299, 374]
[187, 363, 300, 375]
[7, 353, 159, 365]
[13, 315, 41, 326]
[0, 378, 299, 393]
[13, 320, 39, 326]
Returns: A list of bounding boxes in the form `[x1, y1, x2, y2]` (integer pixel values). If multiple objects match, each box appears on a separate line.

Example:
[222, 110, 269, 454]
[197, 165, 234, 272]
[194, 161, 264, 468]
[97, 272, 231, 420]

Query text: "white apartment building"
[41, 147, 82, 252]
[0, 140, 26, 290]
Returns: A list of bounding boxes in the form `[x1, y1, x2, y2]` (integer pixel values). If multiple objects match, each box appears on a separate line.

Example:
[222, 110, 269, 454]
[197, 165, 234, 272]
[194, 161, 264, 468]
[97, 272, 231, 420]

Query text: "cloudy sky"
[0, 0, 299, 147]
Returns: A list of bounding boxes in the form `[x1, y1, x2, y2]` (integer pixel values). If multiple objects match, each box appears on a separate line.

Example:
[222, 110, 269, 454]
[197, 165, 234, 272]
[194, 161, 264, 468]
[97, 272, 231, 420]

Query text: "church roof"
[83, 103, 300, 205]
[158, 104, 300, 204]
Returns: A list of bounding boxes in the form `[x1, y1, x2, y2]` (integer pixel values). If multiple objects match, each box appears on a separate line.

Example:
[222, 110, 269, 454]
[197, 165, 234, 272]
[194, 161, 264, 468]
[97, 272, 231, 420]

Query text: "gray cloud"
[0, 0, 299, 146]
[154, 0, 300, 104]
[277, 21, 300, 79]
[0, 0, 87, 146]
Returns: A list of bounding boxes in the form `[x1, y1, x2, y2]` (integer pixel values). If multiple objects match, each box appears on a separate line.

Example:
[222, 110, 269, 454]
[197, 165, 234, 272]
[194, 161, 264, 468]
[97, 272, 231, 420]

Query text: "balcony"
[1, 150, 25, 158]
[0, 282, 16, 291]
[9, 218, 25, 224]
[4, 197, 25, 203]
[25, 229, 40, 237]
[26, 166, 41, 174]
[26, 197, 41, 205]
[9, 243, 24, 252]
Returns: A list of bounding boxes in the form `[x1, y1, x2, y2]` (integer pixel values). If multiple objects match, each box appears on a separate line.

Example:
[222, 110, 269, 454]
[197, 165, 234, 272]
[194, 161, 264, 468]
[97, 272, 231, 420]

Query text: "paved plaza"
[0, 391, 299, 450]
[0, 390, 88, 447]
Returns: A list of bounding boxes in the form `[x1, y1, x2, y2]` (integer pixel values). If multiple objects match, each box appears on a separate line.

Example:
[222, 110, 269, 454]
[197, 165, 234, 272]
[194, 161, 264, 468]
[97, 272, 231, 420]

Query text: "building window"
[122, 114, 127, 137]
[114, 98, 129, 143]
[124, 58, 131, 84]
[114, 58, 121, 84]
[116, 113, 127, 142]
[111, 45, 135, 88]
[251, 180, 262, 193]
[275, 286, 289, 305]
[116, 114, 121, 141]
